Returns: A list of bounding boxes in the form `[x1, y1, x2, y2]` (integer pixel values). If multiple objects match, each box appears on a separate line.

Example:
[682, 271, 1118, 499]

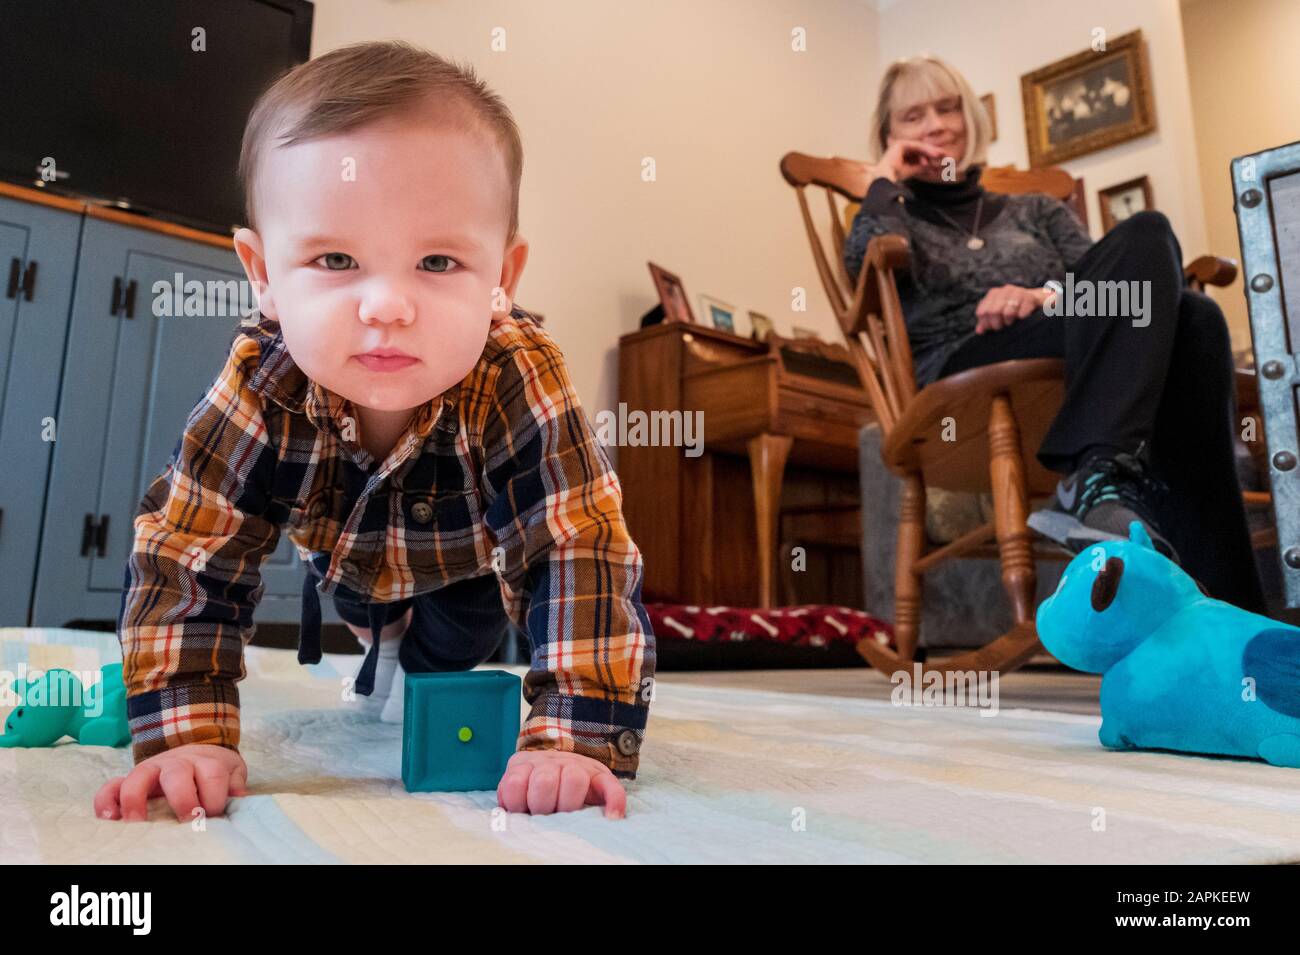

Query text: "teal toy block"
[401, 670, 522, 792]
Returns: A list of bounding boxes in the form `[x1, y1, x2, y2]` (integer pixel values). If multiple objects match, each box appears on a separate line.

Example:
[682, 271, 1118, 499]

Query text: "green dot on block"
[457, 726, 473, 743]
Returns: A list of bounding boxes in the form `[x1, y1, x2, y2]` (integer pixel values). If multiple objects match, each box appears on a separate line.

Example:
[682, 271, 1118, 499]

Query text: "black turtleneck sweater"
[894, 165, 1008, 234]
[843, 163, 1094, 387]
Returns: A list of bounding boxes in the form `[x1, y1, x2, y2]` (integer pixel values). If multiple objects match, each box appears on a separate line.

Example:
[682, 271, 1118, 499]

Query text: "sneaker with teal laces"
[1027, 446, 1180, 562]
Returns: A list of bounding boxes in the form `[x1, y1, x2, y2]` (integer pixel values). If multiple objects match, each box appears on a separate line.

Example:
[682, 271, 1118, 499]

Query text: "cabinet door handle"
[110, 277, 136, 317]
[81, 513, 110, 557]
[5, 258, 17, 299]
[80, 513, 95, 555]
[21, 260, 36, 301]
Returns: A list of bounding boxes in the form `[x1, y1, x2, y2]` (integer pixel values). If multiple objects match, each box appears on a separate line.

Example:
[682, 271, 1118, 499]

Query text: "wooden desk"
[617, 321, 873, 607]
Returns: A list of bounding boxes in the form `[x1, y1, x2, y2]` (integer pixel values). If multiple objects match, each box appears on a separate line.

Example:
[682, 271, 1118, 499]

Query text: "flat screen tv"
[0, 0, 314, 235]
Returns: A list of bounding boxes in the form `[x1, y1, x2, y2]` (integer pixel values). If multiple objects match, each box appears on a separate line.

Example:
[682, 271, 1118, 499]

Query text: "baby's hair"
[238, 39, 523, 240]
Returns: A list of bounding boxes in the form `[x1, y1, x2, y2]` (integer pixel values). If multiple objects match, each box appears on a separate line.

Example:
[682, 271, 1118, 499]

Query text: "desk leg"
[747, 433, 794, 609]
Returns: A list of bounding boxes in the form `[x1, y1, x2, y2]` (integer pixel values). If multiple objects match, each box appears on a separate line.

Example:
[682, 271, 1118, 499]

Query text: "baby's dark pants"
[332, 573, 510, 676]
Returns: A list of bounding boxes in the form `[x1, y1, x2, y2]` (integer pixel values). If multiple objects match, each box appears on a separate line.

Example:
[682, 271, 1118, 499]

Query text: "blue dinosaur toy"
[0, 662, 131, 748]
[1036, 521, 1300, 768]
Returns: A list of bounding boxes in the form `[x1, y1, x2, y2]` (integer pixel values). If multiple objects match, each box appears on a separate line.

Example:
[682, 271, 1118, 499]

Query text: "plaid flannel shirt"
[118, 304, 656, 778]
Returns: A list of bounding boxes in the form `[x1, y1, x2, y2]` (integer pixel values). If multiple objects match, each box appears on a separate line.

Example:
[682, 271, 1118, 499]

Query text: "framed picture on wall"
[1020, 29, 1156, 167]
[748, 311, 774, 342]
[1098, 175, 1154, 232]
[647, 261, 696, 324]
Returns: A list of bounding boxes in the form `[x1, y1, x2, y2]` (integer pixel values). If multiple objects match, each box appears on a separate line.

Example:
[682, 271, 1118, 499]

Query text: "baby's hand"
[93, 743, 249, 823]
[496, 750, 627, 819]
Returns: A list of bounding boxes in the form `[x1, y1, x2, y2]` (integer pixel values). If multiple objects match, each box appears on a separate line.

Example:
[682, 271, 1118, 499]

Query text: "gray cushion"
[858, 423, 1063, 649]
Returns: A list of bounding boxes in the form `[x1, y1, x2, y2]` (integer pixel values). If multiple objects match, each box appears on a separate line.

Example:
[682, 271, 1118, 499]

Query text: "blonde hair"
[238, 39, 523, 240]
[867, 55, 991, 175]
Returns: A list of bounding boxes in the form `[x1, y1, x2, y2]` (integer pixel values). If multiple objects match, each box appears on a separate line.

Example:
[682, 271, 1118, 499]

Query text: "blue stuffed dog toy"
[1036, 521, 1300, 768]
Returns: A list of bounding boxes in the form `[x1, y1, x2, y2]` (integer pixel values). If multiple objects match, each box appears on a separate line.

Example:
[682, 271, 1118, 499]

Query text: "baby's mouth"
[354, 353, 420, 372]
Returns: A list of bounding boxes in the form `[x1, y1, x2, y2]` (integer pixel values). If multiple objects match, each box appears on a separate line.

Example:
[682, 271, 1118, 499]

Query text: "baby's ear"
[1128, 520, 1155, 551]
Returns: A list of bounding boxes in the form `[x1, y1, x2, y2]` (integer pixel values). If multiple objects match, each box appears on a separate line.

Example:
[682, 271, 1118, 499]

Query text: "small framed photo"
[1098, 175, 1153, 232]
[698, 294, 737, 333]
[791, 325, 821, 341]
[647, 262, 695, 324]
[1021, 29, 1156, 167]
[748, 310, 774, 343]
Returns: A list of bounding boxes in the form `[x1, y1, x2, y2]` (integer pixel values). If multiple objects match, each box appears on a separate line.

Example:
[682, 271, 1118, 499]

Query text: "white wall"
[309, 0, 1244, 417]
[309, 0, 881, 441]
[875, 0, 1208, 256]
[1182, 0, 1300, 345]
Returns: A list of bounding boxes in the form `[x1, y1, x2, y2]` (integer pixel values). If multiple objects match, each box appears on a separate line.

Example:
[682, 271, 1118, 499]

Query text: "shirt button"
[410, 501, 434, 524]
[615, 729, 640, 757]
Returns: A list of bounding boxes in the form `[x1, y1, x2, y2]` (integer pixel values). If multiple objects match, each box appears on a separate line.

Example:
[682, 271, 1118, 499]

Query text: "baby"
[95, 40, 656, 823]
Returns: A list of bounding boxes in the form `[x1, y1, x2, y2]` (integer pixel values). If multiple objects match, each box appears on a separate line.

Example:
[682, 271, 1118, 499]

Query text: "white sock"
[347, 636, 402, 718]
[380, 661, 407, 723]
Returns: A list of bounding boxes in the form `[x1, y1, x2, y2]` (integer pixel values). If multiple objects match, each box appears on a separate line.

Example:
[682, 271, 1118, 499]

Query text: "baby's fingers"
[158, 762, 203, 823]
[587, 772, 627, 820]
[93, 776, 125, 821]
[230, 763, 250, 798]
[556, 765, 590, 813]
[497, 763, 532, 814]
[525, 765, 561, 815]
[118, 763, 163, 821]
[191, 759, 235, 818]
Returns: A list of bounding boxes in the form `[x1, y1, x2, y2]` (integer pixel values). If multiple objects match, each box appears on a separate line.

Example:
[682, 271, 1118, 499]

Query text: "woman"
[843, 55, 1265, 613]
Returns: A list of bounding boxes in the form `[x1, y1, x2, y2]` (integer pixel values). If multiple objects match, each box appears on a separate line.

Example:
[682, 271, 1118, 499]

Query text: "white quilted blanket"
[4, 627, 1300, 863]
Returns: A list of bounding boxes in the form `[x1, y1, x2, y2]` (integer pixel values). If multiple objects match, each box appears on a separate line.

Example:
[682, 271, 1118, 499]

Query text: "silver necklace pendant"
[966, 236, 985, 250]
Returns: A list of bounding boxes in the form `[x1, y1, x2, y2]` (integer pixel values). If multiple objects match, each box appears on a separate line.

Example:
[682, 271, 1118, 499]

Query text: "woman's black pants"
[938, 210, 1266, 613]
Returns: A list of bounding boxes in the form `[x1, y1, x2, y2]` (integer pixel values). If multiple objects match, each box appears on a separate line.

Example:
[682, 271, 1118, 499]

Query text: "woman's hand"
[842, 140, 947, 195]
[873, 139, 948, 184]
[974, 284, 1055, 334]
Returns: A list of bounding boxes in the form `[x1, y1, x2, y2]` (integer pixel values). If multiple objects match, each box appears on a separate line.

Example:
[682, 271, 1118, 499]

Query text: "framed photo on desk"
[648, 262, 696, 324]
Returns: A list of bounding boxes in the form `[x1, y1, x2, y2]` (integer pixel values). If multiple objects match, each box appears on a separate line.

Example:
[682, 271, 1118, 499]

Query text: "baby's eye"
[420, 254, 459, 273]
[313, 253, 356, 271]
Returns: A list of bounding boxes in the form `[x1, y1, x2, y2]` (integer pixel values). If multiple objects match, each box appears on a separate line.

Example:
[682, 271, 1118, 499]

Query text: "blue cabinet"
[0, 194, 331, 629]
[0, 197, 83, 626]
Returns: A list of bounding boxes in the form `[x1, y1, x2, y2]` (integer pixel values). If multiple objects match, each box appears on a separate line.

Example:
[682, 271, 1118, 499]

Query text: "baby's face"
[235, 106, 524, 417]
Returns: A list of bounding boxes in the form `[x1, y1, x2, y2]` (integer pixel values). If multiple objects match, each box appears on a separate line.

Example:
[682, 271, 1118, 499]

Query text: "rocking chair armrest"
[1184, 254, 1238, 288]
[861, 233, 918, 400]
[849, 233, 912, 325]
[868, 232, 913, 271]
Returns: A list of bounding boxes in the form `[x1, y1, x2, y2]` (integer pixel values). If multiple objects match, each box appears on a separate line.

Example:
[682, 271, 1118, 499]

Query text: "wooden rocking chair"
[779, 153, 1242, 678]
